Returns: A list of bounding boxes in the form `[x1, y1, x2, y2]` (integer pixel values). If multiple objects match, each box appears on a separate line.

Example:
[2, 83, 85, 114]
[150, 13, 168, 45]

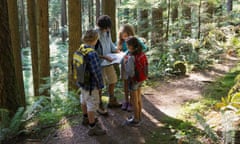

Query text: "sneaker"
[127, 104, 133, 112]
[108, 97, 122, 108]
[121, 102, 128, 111]
[88, 124, 106, 136]
[125, 119, 141, 127]
[97, 104, 108, 115]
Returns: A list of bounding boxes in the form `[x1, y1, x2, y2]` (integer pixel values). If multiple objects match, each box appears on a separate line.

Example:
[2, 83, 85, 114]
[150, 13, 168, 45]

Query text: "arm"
[88, 52, 104, 89]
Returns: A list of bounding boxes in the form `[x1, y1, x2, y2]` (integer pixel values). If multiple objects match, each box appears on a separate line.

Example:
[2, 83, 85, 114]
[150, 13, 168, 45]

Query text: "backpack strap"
[78, 44, 94, 55]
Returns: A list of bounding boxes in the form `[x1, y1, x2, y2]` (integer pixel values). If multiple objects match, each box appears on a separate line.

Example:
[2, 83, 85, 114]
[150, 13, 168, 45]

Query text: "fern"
[195, 113, 220, 143]
[8, 107, 25, 135]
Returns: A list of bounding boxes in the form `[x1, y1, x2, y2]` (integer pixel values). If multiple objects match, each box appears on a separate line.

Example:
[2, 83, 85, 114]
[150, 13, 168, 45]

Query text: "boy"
[74, 29, 106, 136]
[95, 15, 121, 115]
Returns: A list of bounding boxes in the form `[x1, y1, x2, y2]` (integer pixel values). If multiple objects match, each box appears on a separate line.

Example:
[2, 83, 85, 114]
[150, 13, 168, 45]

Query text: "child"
[125, 36, 148, 126]
[95, 15, 121, 115]
[74, 29, 106, 136]
[118, 24, 147, 112]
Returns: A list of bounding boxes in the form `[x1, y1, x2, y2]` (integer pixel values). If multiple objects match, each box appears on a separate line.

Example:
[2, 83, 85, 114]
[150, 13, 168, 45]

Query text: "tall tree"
[102, 0, 117, 42]
[36, 0, 50, 97]
[198, 0, 202, 39]
[19, 0, 28, 48]
[61, 0, 67, 43]
[27, 0, 39, 96]
[7, 0, 26, 105]
[171, 2, 178, 38]
[96, 0, 100, 20]
[151, 7, 163, 47]
[226, 0, 233, 13]
[68, 0, 82, 91]
[0, 0, 23, 116]
[88, 0, 94, 27]
[138, 8, 148, 38]
[182, 3, 191, 38]
[166, 0, 171, 41]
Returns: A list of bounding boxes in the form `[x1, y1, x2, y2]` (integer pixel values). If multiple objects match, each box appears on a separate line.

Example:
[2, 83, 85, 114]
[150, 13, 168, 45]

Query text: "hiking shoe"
[127, 104, 133, 112]
[97, 104, 108, 115]
[108, 97, 121, 108]
[88, 125, 106, 136]
[121, 102, 128, 111]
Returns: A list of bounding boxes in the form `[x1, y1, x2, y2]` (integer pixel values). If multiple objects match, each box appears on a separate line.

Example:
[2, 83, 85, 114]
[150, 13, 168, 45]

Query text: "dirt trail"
[38, 56, 238, 144]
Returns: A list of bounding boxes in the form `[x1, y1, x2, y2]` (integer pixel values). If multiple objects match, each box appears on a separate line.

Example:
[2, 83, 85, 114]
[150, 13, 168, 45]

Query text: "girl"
[125, 36, 148, 125]
[118, 24, 147, 112]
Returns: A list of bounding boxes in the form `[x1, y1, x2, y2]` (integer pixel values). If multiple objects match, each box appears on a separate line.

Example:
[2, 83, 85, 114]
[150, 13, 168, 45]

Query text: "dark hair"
[96, 15, 112, 30]
[117, 24, 135, 50]
[126, 36, 143, 54]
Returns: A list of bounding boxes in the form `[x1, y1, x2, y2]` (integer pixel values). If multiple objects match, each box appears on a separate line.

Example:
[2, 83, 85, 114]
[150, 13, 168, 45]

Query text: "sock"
[83, 114, 88, 118]
[89, 122, 96, 128]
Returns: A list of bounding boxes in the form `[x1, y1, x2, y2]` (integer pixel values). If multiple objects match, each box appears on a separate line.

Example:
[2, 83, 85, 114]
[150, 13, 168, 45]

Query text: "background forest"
[1, 0, 240, 143]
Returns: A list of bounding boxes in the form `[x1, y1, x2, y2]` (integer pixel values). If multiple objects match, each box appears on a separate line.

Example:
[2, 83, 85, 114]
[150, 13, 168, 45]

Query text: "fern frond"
[9, 107, 25, 135]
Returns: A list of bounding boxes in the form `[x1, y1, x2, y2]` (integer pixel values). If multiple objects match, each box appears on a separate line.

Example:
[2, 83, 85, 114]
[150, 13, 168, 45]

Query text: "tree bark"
[138, 8, 148, 39]
[20, 0, 28, 48]
[102, 0, 117, 42]
[88, 0, 94, 27]
[151, 7, 163, 46]
[27, 0, 39, 96]
[61, 0, 67, 43]
[36, 0, 50, 97]
[0, 0, 23, 116]
[96, 0, 100, 20]
[226, 0, 232, 13]
[7, 0, 26, 106]
[166, 0, 171, 41]
[68, 0, 82, 91]
[182, 4, 191, 38]
[198, 0, 202, 39]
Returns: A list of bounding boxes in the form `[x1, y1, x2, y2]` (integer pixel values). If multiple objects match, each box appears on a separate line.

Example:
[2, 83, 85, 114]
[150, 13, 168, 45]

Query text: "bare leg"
[88, 111, 95, 124]
[108, 83, 115, 97]
[124, 80, 129, 103]
[137, 88, 142, 121]
[81, 103, 87, 115]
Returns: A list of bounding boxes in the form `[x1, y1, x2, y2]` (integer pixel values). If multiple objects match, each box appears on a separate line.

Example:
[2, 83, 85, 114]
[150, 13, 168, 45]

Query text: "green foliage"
[195, 113, 220, 143]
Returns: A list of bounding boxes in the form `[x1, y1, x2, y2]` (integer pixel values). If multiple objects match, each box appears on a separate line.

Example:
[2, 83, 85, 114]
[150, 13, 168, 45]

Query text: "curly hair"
[96, 15, 112, 30]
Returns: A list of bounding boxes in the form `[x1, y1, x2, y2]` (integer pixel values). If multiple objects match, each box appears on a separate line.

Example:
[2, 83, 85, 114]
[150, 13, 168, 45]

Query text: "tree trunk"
[198, 0, 202, 39]
[171, 4, 178, 38]
[123, 8, 130, 23]
[68, 0, 82, 91]
[182, 4, 191, 38]
[151, 7, 163, 47]
[0, 0, 23, 116]
[36, 0, 50, 97]
[27, 0, 39, 96]
[102, 0, 116, 42]
[96, 0, 100, 20]
[138, 8, 148, 39]
[7, 0, 26, 106]
[61, 0, 67, 43]
[88, 0, 94, 27]
[20, 0, 28, 48]
[166, 0, 171, 41]
[226, 0, 232, 13]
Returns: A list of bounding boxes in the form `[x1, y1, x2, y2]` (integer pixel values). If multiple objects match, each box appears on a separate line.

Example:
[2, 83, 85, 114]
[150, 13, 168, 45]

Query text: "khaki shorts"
[80, 88, 99, 112]
[102, 65, 117, 84]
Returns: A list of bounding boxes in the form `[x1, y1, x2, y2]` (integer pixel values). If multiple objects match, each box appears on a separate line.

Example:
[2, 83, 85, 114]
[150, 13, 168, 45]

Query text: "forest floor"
[20, 54, 239, 144]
